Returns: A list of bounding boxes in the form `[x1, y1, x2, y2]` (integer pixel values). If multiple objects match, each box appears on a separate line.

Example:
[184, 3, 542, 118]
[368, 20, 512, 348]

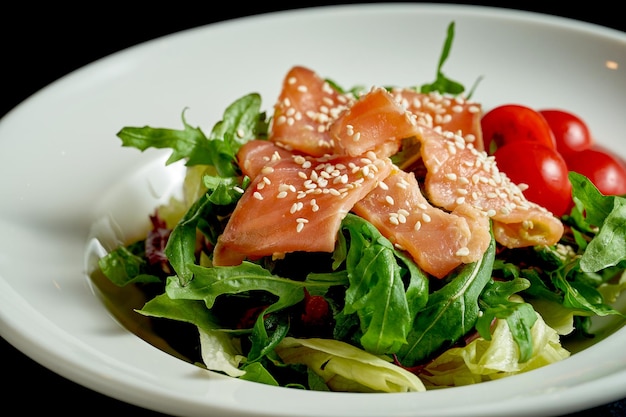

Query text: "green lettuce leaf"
[275, 337, 426, 393]
[420, 313, 570, 387]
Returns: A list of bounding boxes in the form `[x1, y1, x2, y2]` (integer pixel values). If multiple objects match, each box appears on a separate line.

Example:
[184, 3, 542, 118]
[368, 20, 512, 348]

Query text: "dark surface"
[1, 2, 624, 416]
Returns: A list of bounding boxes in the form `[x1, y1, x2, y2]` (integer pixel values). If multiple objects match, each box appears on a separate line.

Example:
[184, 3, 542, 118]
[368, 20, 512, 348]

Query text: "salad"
[96, 22, 626, 393]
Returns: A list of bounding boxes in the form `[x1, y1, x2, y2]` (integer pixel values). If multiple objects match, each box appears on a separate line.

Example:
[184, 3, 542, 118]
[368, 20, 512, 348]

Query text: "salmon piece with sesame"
[417, 125, 564, 248]
[329, 87, 421, 158]
[390, 88, 484, 151]
[212, 144, 394, 265]
[353, 167, 491, 278]
[237, 139, 293, 179]
[269, 66, 354, 157]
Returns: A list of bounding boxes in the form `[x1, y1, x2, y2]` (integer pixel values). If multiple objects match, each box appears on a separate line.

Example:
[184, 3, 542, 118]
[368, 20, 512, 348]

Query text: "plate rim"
[1, 3, 625, 416]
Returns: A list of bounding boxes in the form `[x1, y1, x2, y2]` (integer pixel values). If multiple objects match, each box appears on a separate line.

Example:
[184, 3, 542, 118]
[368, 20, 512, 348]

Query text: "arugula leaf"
[552, 273, 626, 318]
[117, 111, 208, 165]
[117, 93, 267, 177]
[565, 172, 626, 272]
[208, 92, 267, 147]
[569, 171, 615, 227]
[164, 176, 243, 286]
[397, 235, 496, 366]
[188, 93, 267, 176]
[476, 278, 537, 362]
[166, 261, 336, 312]
[419, 21, 466, 96]
[137, 292, 222, 332]
[238, 361, 279, 386]
[247, 311, 290, 363]
[579, 197, 626, 272]
[339, 214, 428, 355]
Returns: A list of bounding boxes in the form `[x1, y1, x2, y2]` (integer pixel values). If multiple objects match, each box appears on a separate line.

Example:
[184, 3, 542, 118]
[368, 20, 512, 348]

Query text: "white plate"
[1, 4, 625, 417]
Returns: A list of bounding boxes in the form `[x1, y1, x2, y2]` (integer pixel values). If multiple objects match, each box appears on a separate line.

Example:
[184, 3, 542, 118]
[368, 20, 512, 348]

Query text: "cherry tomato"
[539, 109, 594, 156]
[564, 146, 626, 196]
[481, 104, 556, 154]
[493, 141, 572, 217]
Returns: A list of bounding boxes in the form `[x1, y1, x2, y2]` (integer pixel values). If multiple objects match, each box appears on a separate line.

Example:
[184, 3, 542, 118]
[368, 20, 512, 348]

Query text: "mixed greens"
[97, 22, 626, 392]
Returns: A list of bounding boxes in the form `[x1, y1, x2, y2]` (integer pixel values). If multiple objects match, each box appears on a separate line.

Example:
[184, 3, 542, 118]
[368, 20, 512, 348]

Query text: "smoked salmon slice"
[353, 167, 491, 278]
[269, 66, 354, 157]
[329, 87, 421, 159]
[390, 88, 484, 151]
[213, 142, 394, 265]
[417, 125, 564, 248]
[237, 139, 293, 179]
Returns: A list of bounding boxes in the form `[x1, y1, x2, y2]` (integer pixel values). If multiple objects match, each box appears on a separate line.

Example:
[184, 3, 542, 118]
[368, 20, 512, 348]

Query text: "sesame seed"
[394, 243, 406, 251]
[456, 247, 470, 257]
[398, 209, 410, 217]
[253, 191, 263, 200]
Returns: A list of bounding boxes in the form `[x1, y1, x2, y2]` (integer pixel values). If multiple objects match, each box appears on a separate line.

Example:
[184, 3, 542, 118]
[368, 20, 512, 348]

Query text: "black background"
[1, 2, 625, 416]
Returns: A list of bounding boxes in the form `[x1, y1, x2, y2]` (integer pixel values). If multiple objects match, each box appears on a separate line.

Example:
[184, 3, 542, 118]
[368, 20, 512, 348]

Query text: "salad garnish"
[96, 22, 626, 392]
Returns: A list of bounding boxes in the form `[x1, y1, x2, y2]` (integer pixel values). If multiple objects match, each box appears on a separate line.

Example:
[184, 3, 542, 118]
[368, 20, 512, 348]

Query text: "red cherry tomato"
[539, 109, 594, 156]
[564, 146, 626, 196]
[493, 141, 572, 217]
[481, 104, 556, 154]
